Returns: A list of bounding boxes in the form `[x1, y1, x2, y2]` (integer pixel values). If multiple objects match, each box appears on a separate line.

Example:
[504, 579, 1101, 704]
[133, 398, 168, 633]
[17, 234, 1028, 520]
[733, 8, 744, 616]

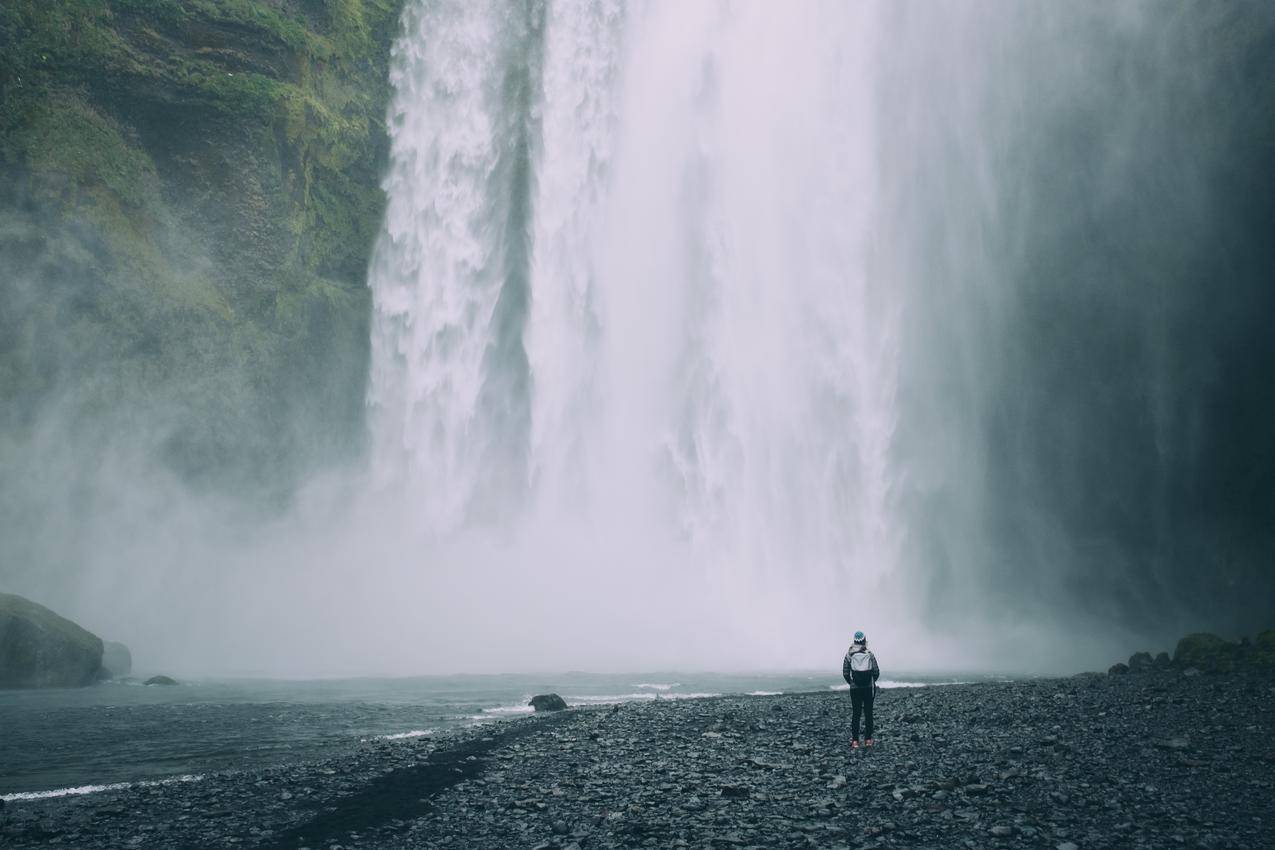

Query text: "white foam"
[633, 682, 680, 691]
[2, 773, 204, 803]
[481, 704, 536, 716]
[829, 679, 965, 692]
[378, 729, 434, 740]
[747, 690, 783, 696]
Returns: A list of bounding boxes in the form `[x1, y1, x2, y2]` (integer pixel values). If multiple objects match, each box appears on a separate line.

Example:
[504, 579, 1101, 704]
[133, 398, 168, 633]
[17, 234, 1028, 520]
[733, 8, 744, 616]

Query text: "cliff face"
[0, 0, 404, 489]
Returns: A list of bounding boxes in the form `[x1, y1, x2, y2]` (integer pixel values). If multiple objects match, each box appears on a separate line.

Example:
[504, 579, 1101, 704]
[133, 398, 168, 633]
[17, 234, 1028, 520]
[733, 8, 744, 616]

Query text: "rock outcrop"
[0, 593, 103, 688]
[529, 693, 568, 712]
[101, 641, 132, 678]
[1113, 631, 1275, 677]
[144, 675, 179, 686]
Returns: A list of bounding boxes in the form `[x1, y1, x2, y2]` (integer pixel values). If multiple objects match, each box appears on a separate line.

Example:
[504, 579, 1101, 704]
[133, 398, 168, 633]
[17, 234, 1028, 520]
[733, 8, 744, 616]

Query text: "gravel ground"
[2, 670, 1273, 849]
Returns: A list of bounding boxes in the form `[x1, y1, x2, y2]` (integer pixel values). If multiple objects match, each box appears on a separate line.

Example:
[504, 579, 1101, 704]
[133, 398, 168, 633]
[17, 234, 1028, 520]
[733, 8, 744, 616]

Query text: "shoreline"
[2, 673, 1272, 848]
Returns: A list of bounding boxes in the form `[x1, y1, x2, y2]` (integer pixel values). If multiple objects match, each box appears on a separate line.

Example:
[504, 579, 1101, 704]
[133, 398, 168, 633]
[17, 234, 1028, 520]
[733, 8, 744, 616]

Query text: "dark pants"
[851, 686, 874, 740]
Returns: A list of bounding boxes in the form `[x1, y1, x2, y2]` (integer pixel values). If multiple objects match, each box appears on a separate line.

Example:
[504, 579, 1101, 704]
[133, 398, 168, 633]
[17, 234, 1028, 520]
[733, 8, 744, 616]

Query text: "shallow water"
[0, 671, 964, 797]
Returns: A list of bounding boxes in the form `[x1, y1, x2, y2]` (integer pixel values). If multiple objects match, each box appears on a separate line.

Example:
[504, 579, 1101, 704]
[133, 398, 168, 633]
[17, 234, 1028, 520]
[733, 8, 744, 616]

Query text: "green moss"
[0, 0, 402, 489]
[11, 91, 160, 209]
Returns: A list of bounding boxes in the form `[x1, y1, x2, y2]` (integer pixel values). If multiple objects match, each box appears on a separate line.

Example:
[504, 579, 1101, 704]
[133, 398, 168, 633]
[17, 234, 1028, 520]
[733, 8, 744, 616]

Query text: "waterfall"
[365, 0, 1275, 670]
[366, 1, 904, 663]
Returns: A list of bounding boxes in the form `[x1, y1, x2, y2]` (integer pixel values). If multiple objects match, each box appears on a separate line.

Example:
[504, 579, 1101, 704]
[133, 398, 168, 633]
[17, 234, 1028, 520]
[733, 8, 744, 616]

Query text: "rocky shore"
[3, 670, 1273, 850]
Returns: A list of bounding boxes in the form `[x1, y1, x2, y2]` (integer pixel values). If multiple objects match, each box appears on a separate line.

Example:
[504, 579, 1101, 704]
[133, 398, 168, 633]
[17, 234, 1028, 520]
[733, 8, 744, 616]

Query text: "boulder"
[144, 675, 179, 686]
[101, 641, 132, 678]
[0, 593, 104, 688]
[1107, 662, 1129, 676]
[1153, 651, 1171, 669]
[1173, 633, 1242, 673]
[1127, 651, 1154, 672]
[529, 693, 568, 712]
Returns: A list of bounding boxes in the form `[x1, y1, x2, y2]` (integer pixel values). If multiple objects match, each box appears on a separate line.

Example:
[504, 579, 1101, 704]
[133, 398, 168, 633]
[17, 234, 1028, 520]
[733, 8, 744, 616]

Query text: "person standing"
[842, 631, 880, 749]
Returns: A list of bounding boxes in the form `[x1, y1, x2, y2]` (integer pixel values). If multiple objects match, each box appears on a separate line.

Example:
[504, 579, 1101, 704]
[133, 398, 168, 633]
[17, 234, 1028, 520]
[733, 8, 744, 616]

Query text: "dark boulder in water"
[529, 693, 568, 712]
[0, 592, 104, 688]
[102, 641, 132, 678]
[144, 675, 179, 686]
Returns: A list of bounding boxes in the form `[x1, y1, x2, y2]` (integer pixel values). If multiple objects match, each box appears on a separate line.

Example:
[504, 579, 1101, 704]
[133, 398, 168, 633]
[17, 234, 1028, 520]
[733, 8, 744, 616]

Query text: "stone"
[1127, 651, 1153, 672]
[990, 825, 1013, 836]
[1153, 651, 1171, 669]
[1107, 663, 1129, 676]
[101, 641, 132, 678]
[0, 592, 104, 688]
[144, 675, 179, 686]
[529, 694, 568, 712]
[1057, 843, 1079, 850]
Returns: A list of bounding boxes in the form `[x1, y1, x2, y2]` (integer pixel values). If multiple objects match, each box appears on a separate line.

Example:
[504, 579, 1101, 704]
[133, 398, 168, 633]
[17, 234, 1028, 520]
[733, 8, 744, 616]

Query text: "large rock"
[0, 593, 104, 688]
[1127, 651, 1154, 672]
[144, 675, 179, 686]
[529, 693, 568, 712]
[1173, 633, 1242, 673]
[101, 641, 132, 678]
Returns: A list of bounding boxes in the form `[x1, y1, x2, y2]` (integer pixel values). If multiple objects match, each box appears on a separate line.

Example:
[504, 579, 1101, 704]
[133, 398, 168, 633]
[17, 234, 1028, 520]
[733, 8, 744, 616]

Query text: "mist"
[2, 0, 1272, 679]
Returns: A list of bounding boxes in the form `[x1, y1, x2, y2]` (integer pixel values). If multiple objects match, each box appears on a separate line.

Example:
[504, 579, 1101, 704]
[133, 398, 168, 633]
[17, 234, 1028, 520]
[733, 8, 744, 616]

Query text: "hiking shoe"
[851, 740, 860, 750]
[865, 738, 874, 747]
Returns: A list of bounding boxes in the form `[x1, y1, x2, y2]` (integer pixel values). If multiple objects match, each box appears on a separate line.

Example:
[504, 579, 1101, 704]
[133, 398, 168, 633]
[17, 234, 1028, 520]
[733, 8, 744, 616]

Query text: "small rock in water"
[144, 675, 179, 686]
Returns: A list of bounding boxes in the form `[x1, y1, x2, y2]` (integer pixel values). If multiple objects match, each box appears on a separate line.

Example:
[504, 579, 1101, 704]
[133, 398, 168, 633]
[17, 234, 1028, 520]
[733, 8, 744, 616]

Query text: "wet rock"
[1107, 662, 1129, 676]
[144, 675, 179, 686]
[530, 694, 569, 712]
[1127, 651, 1154, 672]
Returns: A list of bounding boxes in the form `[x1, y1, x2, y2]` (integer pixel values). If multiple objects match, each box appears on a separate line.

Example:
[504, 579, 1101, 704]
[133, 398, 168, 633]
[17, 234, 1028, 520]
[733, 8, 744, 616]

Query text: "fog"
[2, 1, 1273, 678]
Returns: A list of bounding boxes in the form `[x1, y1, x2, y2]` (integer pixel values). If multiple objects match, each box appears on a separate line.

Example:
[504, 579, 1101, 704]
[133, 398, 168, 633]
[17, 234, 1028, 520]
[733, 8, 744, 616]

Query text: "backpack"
[848, 648, 875, 687]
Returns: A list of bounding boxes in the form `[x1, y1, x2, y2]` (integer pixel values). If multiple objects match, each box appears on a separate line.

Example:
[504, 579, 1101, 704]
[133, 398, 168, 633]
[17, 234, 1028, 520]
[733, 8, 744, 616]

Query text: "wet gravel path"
[2, 671, 1272, 849]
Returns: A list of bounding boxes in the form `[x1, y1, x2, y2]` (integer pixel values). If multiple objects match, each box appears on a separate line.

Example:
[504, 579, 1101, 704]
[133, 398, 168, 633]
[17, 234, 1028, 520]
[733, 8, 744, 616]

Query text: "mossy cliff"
[0, 0, 404, 488]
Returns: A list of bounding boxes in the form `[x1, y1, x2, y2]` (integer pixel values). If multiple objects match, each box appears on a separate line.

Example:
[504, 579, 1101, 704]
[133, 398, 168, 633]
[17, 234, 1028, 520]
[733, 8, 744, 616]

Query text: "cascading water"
[363, 0, 1275, 671]
[367, 2, 906, 666]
